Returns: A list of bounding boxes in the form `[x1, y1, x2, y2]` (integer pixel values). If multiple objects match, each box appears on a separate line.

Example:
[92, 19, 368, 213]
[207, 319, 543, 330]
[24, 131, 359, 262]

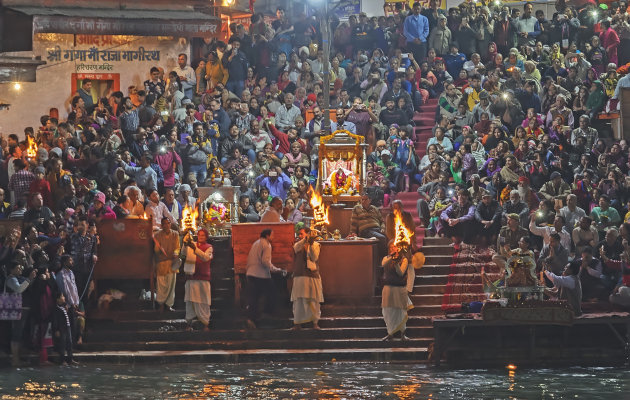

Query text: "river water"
[0, 363, 627, 399]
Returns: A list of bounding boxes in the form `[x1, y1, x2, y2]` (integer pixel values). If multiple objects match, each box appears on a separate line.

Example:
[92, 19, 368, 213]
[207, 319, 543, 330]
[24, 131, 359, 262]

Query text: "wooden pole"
[319, 1, 331, 133]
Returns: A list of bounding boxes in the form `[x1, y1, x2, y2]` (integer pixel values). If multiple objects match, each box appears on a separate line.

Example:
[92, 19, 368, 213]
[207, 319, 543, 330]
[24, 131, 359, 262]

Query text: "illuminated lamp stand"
[178, 205, 199, 267]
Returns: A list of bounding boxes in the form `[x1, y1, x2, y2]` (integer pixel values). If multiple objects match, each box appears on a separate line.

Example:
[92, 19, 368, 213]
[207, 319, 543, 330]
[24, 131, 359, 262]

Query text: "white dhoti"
[291, 276, 324, 324]
[184, 280, 211, 326]
[406, 266, 415, 293]
[156, 272, 177, 307]
[381, 285, 414, 335]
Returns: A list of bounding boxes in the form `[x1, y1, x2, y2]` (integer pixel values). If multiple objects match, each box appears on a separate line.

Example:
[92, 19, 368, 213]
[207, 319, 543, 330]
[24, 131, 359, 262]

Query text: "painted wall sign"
[47, 46, 161, 63]
[34, 16, 219, 38]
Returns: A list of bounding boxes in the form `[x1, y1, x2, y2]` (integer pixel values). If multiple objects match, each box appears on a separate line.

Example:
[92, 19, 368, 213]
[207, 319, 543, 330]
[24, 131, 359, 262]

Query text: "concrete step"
[412, 284, 447, 294]
[411, 294, 443, 305]
[417, 264, 452, 276]
[90, 315, 435, 330]
[422, 236, 452, 246]
[87, 326, 436, 343]
[415, 274, 450, 285]
[423, 255, 454, 264]
[417, 104, 437, 112]
[409, 304, 443, 315]
[73, 347, 430, 363]
[412, 117, 435, 127]
[420, 245, 454, 256]
[80, 337, 434, 352]
[375, 293, 443, 305]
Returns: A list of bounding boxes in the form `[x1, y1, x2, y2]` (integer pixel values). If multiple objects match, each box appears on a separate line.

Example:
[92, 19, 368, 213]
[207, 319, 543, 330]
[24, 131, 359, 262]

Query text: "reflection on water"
[0, 363, 627, 399]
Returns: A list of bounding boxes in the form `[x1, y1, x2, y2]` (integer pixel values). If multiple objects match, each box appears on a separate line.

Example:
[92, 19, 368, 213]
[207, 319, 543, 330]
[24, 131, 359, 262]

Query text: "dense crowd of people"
[2, 0, 630, 366]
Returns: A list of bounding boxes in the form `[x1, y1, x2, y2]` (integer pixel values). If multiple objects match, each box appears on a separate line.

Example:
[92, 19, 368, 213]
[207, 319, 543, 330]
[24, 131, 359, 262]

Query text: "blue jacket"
[403, 13, 429, 43]
[444, 52, 467, 80]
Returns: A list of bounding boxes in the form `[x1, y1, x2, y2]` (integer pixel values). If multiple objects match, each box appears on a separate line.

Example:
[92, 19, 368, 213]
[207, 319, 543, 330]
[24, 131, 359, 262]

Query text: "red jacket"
[267, 123, 307, 154]
[191, 242, 213, 281]
[29, 178, 52, 209]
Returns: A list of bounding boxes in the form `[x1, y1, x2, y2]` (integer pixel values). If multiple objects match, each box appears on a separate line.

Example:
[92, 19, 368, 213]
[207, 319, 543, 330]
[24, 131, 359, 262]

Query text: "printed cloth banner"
[0, 292, 22, 321]
[334, 0, 362, 20]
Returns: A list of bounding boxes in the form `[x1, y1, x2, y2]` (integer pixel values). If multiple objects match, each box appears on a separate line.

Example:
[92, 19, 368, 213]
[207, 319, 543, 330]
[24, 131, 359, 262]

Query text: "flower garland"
[319, 129, 364, 162]
[330, 170, 352, 196]
[210, 167, 225, 187]
[318, 129, 364, 196]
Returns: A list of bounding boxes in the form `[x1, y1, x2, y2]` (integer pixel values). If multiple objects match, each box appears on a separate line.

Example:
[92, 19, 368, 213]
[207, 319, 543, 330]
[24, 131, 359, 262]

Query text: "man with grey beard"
[503, 190, 530, 229]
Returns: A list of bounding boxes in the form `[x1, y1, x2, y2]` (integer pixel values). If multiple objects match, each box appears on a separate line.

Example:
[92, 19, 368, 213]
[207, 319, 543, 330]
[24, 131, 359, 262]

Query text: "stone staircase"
[68, 100, 454, 365]
[413, 98, 438, 162]
[75, 225, 455, 364]
[74, 238, 440, 364]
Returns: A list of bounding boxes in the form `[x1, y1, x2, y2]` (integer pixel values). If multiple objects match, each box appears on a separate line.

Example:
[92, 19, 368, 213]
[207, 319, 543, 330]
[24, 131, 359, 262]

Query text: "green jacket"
[585, 80, 606, 111]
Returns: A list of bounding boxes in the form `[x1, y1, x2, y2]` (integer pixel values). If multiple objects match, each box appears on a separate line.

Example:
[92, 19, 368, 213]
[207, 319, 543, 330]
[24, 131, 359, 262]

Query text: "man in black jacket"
[475, 191, 503, 246]
[223, 37, 249, 97]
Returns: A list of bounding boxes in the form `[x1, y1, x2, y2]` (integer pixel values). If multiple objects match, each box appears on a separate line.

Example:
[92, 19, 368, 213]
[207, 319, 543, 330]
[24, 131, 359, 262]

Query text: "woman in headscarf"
[523, 61, 542, 93]
[480, 157, 501, 184]
[504, 48, 525, 72]
[471, 139, 487, 169]
[585, 80, 606, 119]
[499, 155, 524, 186]
[487, 53, 505, 74]
[483, 42, 498, 65]
[584, 67, 599, 88]
[549, 42, 565, 65]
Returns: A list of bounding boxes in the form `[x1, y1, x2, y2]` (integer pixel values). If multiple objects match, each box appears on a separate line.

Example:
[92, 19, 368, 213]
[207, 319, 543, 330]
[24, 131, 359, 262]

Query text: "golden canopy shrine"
[317, 130, 367, 203]
[315, 129, 368, 237]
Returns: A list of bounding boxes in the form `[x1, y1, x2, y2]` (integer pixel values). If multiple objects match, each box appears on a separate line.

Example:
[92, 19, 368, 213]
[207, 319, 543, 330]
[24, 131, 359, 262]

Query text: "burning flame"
[142, 212, 148, 220]
[26, 136, 38, 158]
[393, 210, 413, 248]
[309, 187, 329, 227]
[181, 205, 198, 232]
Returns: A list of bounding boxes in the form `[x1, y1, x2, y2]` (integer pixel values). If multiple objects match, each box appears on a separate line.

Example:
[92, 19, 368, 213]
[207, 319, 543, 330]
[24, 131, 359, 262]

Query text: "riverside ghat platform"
[3, 220, 630, 366]
[432, 312, 630, 367]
